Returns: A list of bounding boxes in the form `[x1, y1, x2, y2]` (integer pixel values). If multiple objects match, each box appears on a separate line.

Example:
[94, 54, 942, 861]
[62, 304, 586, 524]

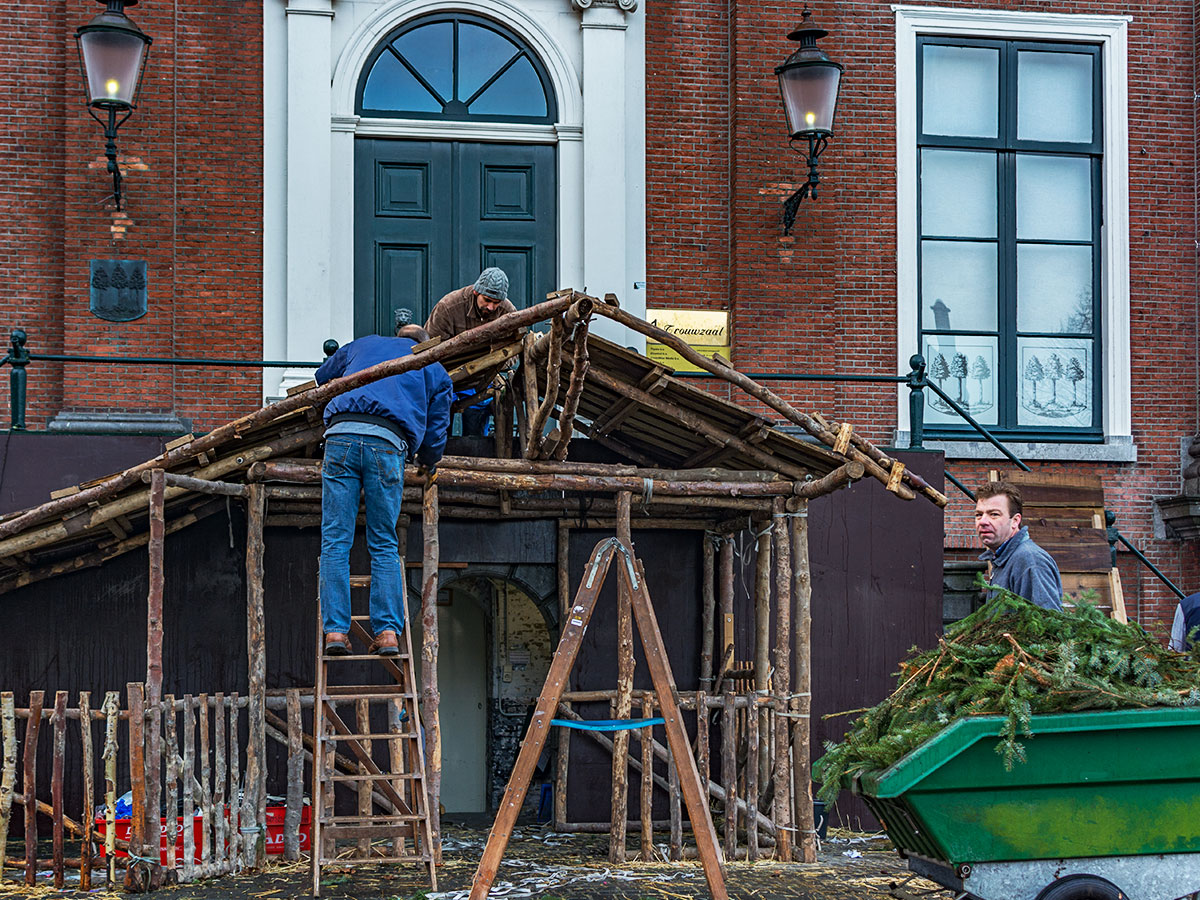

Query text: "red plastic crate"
[95, 804, 311, 864]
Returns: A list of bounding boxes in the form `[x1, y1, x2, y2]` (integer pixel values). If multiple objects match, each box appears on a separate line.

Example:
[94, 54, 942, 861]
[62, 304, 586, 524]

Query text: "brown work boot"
[370, 629, 400, 656]
[324, 632, 351, 656]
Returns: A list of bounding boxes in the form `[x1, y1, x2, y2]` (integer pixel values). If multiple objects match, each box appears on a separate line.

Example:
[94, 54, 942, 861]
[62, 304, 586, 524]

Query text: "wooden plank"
[639, 695, 653, 861]
[125, 683, 147, 889]
[182, 695, 196, 881]
[145, 469, 165, 878]
[213, 693, 227, 873]
[1025, 526, 1112, 572]
[1022, 506, 1104, 529]
[621, 554, 727, 899]
[228, 692, 242, 875]
[51, 691, 67, 888]
[245, 484, 268, 867]
[721, 694, 736, 862]
[554, 522, 570, 830]
[79, 691, 94, 890]
[285, 690, 303, 861]
[468, 539, 620, 900]
[421, 483, 442, 863]
[745, 696, 758, 862]
[162, 694, 177, 875]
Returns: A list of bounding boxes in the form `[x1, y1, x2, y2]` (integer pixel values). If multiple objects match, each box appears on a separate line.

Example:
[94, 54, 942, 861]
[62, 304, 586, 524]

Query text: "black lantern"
[76, 0, 152, 209]
[775, 9, 843, 234]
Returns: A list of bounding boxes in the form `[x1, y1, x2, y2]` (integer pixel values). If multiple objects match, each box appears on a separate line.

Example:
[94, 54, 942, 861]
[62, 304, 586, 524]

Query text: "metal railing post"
[9, 329, 28, 431]
[907, 354, 926, 449]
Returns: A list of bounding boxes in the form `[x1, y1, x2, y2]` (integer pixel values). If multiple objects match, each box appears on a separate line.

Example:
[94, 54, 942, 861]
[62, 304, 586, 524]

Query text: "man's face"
[474, 289, 504, 317]
[975, 494, 1021, 551]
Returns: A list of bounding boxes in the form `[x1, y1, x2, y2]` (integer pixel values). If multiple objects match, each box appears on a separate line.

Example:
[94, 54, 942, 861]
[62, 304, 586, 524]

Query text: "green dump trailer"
[844, 707, 1200, 900]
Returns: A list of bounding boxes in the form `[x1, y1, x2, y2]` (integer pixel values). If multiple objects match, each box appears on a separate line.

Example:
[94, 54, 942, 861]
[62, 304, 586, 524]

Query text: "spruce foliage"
[813, 584, 1200, 806]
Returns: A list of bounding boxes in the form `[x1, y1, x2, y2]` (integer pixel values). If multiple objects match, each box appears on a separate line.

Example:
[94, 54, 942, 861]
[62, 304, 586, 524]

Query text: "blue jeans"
[319, 434, 406, 636]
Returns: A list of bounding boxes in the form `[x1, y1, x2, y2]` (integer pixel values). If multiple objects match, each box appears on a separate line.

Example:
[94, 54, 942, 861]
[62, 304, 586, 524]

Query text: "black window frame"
[356, 13, 558, 124]
[917, 35, 1104, 442]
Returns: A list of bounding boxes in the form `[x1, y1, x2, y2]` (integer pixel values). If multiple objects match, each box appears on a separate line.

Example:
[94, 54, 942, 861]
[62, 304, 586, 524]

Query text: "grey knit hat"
[473, 267, 509, 302]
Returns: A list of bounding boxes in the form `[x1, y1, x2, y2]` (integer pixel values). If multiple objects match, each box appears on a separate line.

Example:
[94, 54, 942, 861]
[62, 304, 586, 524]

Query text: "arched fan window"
[357, 14, 557, 123]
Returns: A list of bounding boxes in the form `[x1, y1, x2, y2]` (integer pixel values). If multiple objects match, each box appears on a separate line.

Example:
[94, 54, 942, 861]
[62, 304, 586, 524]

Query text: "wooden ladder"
[311, 575, 437, 896]
[468, 537, 728, 900]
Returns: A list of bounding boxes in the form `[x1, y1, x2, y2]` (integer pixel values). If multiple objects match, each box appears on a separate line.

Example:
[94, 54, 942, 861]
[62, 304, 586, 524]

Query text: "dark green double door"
[354, 139, 557, 337]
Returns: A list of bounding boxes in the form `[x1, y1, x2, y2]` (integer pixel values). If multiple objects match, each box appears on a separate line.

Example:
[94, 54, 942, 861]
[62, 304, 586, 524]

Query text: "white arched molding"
[324, 0, 587, 346]
[893, 6, 1134, 462]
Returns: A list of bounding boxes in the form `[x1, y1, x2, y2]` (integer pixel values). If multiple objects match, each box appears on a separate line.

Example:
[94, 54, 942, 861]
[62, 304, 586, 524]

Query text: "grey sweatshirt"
[979, 526, 1064, 611]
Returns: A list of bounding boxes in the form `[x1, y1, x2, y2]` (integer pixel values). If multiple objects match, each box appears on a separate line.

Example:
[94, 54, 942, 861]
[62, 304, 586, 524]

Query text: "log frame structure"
[0, 292, 940, 886]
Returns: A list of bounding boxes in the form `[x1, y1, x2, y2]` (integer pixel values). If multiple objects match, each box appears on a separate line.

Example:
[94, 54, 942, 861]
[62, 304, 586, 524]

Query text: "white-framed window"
[894, 6, 1133, 461]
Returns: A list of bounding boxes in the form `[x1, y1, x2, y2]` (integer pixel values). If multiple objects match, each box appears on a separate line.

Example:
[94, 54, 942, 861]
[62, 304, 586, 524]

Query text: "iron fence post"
[9, 329, 28, 431]
[907, 354, 926, 449]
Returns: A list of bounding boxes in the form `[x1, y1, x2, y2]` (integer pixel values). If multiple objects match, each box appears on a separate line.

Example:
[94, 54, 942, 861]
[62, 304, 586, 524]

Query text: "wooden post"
[554, 520, 570, 829]
[0, 693, 15, 877]
[124, 683, 146, 889]
[790, 501, 817, 863]
[721, 692, 735, 862]
[51, 691, 67, 887]
[668, 736, 682, 861]
[214, 693, 227, 873]
[745, 692, 758, 862]
[388, 698, 407, 858]
[421, 482, 442, 862]
[199, 695, 212, 872]
[356, 698, 371, 856]
[719, 538, 733, 678]
[146, 467, 166, 873]
[284, 689, 303, 861]
[162, 694, 177, 877]
[23, 690, 43, 885]
[182, 694, 196, 880]
[701, 534, 716, 691]
[771, 496, 793, 861]
[639, 694, 653, 860]
[79, 691, 94, 890]
[227, 692, 241, 874]
[245, 483, 268, 867]
[753, 520, 771, 799]
[610, 491, 635, 862]
[102, 691, 118, 886]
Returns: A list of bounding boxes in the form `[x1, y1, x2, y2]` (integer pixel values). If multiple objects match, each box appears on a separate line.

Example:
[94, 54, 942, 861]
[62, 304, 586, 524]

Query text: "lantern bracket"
[782, 133, 828, 236]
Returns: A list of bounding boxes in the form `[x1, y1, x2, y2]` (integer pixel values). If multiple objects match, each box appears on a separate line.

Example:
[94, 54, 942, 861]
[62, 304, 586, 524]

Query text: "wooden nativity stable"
[0, 290, 945, 891]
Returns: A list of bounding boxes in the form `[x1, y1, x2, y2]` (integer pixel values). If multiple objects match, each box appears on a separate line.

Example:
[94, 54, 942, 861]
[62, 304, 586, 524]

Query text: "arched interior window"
[357, 14, 557, 123]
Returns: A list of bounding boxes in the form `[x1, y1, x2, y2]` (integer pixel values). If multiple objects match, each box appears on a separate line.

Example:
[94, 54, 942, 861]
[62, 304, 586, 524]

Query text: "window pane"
[921, 149, 996, 238]
[1017, 155, 1092, 241]
[922, 241, 998, 331]
[469, 56, 547, 117]
[1017, 244, 1093, 334]
[1018, 51, 1093, 143]
[923, 335, 999, 426]
[459, 23, 520, 101]
[921, 44, 999, 138]
[393, 22, 453, 103]
[1018, 337, 1093, 427]
[362, 50, 441, 113]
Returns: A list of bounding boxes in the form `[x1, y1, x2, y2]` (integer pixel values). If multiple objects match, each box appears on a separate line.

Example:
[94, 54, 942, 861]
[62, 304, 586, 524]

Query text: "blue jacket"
[980, 526, 1064, 611]
[315, 335, 453, 468]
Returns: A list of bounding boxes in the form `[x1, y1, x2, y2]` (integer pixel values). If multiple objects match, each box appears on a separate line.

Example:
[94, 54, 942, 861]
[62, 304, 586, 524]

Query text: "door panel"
[356, 139, 556, 336]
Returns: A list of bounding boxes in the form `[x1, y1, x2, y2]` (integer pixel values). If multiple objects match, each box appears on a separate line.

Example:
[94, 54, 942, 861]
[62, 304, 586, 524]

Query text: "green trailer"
[844, 706, 1200, 900]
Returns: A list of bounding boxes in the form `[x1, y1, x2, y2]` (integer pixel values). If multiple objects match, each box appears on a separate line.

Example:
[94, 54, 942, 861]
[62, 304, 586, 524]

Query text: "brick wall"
[645, 0, 1199, 635]
[3, 0, 263, 432]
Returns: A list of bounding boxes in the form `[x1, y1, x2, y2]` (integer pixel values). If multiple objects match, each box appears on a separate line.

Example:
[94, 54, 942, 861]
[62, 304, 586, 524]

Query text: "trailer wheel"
[1035, 875, 1127, 900]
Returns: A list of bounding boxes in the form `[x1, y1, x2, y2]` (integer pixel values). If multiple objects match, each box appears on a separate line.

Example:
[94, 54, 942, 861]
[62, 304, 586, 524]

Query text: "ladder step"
[319, 823, 419, 841]
[323, 684, 411, 696]
[317, 852, 432, 866]
[329, 772, 422, 782]
[323, 652, 412, 662]
[323, 814, 425, 824]
[322, 731, 419, 740]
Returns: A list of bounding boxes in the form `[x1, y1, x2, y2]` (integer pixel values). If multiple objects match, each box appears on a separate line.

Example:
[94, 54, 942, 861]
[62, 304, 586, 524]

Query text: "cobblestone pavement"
[1, 826, 946, 900]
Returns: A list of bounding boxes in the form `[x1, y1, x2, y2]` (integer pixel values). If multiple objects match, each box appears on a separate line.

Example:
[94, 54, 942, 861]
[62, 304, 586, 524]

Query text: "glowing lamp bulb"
[106, 79, 120, 97]
[805, 111, 816, 127]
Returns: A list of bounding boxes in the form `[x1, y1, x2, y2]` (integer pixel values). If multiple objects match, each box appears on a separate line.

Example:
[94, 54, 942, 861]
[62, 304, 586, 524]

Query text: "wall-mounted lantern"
[75, 0, 152, 210]
[775, 9, 843, 235]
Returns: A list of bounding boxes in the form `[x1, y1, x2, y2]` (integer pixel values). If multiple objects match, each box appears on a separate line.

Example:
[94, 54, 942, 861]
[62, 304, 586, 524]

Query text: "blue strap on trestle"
[550, 717, 665, 732]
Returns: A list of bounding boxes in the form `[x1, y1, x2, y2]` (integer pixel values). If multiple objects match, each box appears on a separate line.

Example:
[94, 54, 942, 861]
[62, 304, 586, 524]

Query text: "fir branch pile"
[814, 586, 1200, 806]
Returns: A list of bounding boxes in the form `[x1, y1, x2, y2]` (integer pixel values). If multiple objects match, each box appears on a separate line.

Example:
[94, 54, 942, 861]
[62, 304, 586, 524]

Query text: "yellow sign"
[644, 308, 731, 373]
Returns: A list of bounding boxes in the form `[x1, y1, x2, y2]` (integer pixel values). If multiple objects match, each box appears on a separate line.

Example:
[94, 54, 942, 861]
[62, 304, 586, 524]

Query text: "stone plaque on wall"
[89, 259, 147, 323]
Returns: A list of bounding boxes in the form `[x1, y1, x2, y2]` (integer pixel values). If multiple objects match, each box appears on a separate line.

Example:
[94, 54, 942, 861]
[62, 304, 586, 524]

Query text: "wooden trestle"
[311, 578, 437, 896]
[469, 538, 728, 900]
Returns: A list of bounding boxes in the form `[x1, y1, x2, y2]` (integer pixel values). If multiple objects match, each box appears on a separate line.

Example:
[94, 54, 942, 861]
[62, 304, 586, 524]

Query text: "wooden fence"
[0, 686, 314, 890]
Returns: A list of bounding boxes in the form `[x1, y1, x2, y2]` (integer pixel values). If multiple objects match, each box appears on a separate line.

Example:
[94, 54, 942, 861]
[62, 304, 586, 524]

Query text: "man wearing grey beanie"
[424, 267, 515, 435]
[424, 267, 516, 342]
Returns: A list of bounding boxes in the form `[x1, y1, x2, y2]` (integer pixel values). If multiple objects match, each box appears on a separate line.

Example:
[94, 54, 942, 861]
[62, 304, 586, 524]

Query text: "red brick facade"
[645, 1, 1199, 635]
[3, 1, 1196, 637]
[5, 0, 264, 432]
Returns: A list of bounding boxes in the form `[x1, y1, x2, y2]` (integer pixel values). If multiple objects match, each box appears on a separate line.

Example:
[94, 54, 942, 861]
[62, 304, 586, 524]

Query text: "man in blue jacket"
[315, 324, 453, 656]
[975, 481, 1064, 611]
[1169, 592, 1200, 652]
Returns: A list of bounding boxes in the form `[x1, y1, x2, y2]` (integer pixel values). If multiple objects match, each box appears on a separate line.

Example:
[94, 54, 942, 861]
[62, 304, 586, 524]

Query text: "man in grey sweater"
[975, 481, 1064, 611]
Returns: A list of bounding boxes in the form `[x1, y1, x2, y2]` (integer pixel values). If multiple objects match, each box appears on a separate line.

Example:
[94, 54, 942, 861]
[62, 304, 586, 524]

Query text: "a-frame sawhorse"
[311, 581, 437, 896]
[468, 537, 728, 900]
